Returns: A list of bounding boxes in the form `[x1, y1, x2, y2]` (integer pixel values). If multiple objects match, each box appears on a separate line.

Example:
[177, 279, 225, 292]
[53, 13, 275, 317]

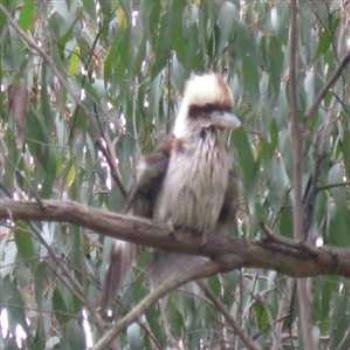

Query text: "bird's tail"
[100, 240, 136, 318]
[149, 252, 208, 289]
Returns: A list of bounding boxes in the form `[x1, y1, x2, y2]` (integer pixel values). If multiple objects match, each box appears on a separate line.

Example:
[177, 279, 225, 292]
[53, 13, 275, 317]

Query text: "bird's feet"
[186, 227, 208, 246]
[172, 225, 209, 247]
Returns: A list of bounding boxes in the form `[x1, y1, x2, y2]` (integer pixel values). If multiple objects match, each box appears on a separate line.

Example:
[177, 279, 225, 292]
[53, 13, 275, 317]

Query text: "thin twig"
[329, 90, 350, 116]
[317, 181, 350, 191]
[305, 0, 340, 64]
[0, 4, 80, 110]
[25, 222, 106, 331]
[92, 260, 226, 350]
[0, 183, 87, 304]
[271, 279, 294, 350]
[288, 1, 316, 349]
[0, 3, 127, 197]
[305, 50, 350, 118]
[335, 324, 350, 350]
[96, 139, 127, 197]
[132, 76, 140, 156]
[2, 191, 105, 331]
[288, 0, 303, 242]
[166, 56, 172, 133]
[197, 280, 261, 350]
[93, 102, 127, 197]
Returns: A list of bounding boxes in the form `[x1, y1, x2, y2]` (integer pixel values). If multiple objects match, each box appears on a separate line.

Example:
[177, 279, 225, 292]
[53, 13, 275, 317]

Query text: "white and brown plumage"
[102, 73, 241, 313]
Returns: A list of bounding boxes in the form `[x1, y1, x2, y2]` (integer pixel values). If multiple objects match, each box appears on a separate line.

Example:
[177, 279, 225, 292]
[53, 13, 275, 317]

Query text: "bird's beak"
[211, 111, 242, 130]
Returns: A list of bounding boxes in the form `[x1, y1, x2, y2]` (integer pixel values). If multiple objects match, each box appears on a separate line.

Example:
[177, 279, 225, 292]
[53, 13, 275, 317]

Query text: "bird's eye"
[188, 103, 231, 118]
[202, 103, 216, 114]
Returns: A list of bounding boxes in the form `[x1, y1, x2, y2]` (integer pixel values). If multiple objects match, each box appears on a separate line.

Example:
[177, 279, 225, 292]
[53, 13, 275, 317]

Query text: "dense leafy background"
[0, 0, 349, 349]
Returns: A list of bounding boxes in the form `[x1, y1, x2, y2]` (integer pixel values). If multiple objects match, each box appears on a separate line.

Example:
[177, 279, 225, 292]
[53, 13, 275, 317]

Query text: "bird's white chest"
[154, 139, 230, 231]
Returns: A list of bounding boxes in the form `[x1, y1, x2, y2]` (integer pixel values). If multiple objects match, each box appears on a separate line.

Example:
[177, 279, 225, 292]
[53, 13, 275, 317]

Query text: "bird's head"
[173, 73, 241, 139]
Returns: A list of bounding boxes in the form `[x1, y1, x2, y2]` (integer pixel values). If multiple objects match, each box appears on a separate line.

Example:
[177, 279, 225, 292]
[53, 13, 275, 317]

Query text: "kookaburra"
[102, 73, 241, 313]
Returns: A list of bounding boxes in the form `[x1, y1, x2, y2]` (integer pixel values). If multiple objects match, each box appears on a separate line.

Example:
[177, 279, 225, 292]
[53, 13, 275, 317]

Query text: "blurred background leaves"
[0, 0, 350, 348]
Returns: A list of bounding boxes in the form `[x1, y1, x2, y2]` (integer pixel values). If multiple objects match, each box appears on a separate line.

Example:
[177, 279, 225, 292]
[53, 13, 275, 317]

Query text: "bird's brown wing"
[217, 169, 240, 232]
[101, 137, 173, 316]
[125, 136, 174, 216]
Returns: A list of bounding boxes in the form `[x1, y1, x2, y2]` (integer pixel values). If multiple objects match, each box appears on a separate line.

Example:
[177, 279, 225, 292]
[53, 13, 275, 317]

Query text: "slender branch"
[166, 56, 172, 133]
[329, 90, 350, 116]
[0, 4, 80, 111]
[335, 324, 350, 350]
[272, 279, 295, 350]
[0, 4, 127, 198]
[317, 181, 350, 191]
[96, 139, 127, 197]
[196, 280, 261, 350]
[288, 1, 316, 349]
[132, 77, 140, 155]
[305, 49, 350, 118]
[305, 0, 340, 64]
[92, 260, 229, 350]
[288, 0, 302, 242]
[29, 225, 87, 302]
[0, 186, 106, 331]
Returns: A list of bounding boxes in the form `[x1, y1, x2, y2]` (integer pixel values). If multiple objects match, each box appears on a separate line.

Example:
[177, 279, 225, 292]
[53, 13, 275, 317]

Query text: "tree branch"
[196, 280, 261, 350]
[96, 138, 127, 197]
[0, 3, 127, 198]
[1, 199, 350, 278]
[0, 4, 80, 111]
[288, 0, 302, 242]
[288, 1, 316, 348]
[317, 181, 350, 191]
[92, 260, 226, 350]
[305, 49, 350, 118]
[3, 198, 350, 347]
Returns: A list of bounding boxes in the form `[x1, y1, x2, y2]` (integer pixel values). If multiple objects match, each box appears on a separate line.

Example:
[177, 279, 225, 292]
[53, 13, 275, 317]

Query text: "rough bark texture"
[1, 199, 350, 278]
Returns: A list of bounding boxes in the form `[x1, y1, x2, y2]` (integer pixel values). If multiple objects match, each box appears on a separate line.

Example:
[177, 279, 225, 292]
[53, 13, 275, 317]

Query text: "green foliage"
[0, 0, 349, 349]
[18, 0, 35, 31]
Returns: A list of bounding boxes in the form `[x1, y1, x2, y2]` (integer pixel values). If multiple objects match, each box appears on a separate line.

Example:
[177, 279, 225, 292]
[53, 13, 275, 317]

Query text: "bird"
[101, 73, 241, 316]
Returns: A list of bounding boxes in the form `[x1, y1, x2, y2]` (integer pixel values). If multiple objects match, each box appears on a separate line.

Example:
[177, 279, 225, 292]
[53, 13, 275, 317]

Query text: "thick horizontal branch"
[1, 199, 350, 278]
